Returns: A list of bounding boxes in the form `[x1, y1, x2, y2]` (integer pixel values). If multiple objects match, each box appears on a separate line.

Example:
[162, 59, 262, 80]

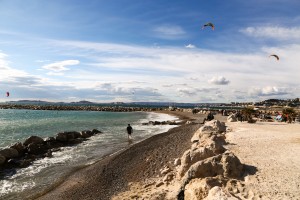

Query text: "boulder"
[10, 142, 26, 156]
[184, 178, 211, 200]
[205, 186, 238, 200]
[181, 152, 243, 187]
[0, 155, 5, 165]
[55, 132, 68, 142]
[199, 125, 215, 133]
[27, 143, 48, 155]
[204, 120, 226, 133]
[177, 147, 215, 178]
[163, 172, 175, 183]
[221, 152, 244, 178]
[23, 136, 44, 146]
[44, 137, 56, 142]
[0, 148, 19, 159]
[174, 158, 181, 166]
[184, 177, 227, 200]
[227, 114, 237, 122]
[80, 130, 92, 138]
[91, 129, 102, 135]
[191, 128, 214, 143]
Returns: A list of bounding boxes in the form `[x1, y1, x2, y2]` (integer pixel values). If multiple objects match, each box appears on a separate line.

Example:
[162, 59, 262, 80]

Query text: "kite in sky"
[202, 22, 215, 30]
[6, 92, 9, 97]
[269, 54, 279, 60]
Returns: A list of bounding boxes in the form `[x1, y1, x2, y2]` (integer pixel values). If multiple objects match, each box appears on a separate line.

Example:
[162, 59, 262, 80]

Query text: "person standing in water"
[126, 124, 133, 140]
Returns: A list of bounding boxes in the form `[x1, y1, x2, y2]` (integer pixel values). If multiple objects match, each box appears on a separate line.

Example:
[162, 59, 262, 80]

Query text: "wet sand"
[34, 111, 213, 200]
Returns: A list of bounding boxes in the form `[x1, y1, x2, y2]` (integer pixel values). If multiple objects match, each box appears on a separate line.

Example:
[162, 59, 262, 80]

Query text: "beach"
[33, 111, 210, 200]
[24, 112, 300, 200]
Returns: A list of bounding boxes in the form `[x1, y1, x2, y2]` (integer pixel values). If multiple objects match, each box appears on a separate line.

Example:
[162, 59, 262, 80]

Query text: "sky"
[0, 0, 300, 103]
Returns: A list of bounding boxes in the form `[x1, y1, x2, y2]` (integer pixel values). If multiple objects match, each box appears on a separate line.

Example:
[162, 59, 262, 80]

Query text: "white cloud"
[185, 44, 196, 49]
[208, 76, 230, 85]
[249, 86, 290, 97]
[240, 26, 300, 40]
[42, 60, 80, 72]
[153, 25, 186, 39]
[0, 52, 10, 70]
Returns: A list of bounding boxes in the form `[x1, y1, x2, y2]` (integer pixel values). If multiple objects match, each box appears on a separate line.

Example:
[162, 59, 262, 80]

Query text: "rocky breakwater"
[0, 104, 163, 112]
[113, 120, 249, 200]
[142, 120, 181, 126]
[0, 129, 102, 172]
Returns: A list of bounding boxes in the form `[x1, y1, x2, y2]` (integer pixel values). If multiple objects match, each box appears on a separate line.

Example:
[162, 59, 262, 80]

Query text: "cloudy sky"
[0, 0, 299, 103]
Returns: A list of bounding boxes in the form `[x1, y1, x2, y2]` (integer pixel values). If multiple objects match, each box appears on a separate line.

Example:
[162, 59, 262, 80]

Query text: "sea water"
[0, 109, 179, 199]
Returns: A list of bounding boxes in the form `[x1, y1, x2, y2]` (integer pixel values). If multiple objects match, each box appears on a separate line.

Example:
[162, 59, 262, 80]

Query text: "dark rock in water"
[6, 158, 20, 168]
[1, 126, 103, 172]
[73, 131, 81, 139]
[80, 130, 92, 138]
[10, 142, 26, 156]
[0, 155, 6, 165]
[24, 153, 36, 161]
[19, 159, 32, 168]
[56, 132, 68, 142]
[6, 158, 32, 168]
[68, 138, 83, 145]
[91, 129, 102, 135]
[27, 143, 48, 155]
[23, 136, 44, 146]
[153, 121, 161, 125]
[0, 148, 19, 159]
[44, 150, 52, 158]
[44, 137, 56, 142]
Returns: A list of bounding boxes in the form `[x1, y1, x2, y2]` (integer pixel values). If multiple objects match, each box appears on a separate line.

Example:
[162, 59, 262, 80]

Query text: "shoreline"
[31, 111, 209, 200]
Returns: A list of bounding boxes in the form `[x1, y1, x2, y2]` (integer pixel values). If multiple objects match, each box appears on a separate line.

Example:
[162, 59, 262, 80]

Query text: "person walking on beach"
[127, 124, 133, 140]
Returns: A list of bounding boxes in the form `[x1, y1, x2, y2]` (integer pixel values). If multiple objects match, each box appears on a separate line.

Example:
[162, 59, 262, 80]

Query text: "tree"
[282, 108, 295, 123]
[242, 107, 256, 123]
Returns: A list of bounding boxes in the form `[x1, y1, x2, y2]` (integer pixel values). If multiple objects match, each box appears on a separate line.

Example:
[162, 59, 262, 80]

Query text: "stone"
[227, 114, 237, 122]
[205, 186, 238, 200]
[0, 155, 5, 165]
[204, 120, 226, 133]
[55, 132, 68, 142]
[10, 142, 26, 156]
[160, 166, 171, 175]
[81, 130, 93, 138]
[0, 148, 19, 159]
[174, 158, 181, 166]
[163, 172, 175, 183]
[23, 136, 44, 146]
[91, 129, 102, 135]
[184, 178, 210, 200]
[27, 143, 48, 155]
[181, 152, 243, 187]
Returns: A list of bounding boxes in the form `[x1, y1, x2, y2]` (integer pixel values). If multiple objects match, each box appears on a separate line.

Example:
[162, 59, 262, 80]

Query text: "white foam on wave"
[139, 112, 178, 123]
[0, 179, 35, 198]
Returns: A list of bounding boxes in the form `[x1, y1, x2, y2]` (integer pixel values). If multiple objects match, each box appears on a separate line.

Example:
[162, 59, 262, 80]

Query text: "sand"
[226, 121, 300, 199]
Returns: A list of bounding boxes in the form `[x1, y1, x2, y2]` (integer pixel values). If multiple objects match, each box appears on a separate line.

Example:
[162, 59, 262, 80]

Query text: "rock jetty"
[0, 129, 102, 171]
[0, 104, 163, 112]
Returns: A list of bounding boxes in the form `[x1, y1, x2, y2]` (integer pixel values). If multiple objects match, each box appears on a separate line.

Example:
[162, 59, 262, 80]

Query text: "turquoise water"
[0, 109, 178, 199]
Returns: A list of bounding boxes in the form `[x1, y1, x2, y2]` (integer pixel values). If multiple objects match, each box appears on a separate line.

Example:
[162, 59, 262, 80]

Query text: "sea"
[0, 109, 179, 200]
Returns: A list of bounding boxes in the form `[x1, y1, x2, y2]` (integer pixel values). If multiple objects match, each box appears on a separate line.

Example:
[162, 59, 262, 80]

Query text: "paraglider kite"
[269, 54, 279, 61]
[202, 22, 215, 30]
[6, 92, 9, 97]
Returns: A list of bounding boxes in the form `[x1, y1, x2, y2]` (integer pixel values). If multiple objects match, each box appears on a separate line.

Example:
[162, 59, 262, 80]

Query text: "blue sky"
[0, 0, 300, 103]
